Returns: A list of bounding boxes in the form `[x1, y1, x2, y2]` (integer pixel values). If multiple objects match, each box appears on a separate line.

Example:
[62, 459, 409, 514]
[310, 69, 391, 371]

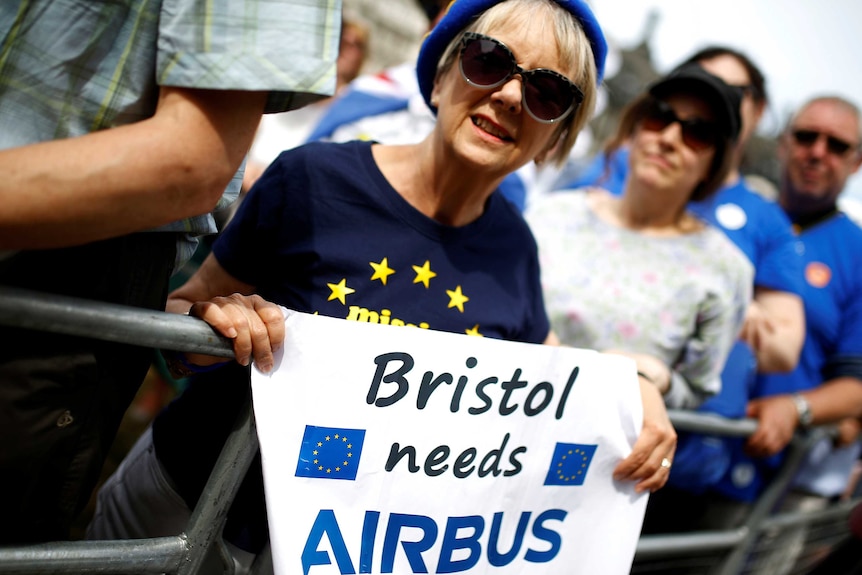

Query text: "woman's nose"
[491, 76, 523, 114]
[657, 120, 684, 146]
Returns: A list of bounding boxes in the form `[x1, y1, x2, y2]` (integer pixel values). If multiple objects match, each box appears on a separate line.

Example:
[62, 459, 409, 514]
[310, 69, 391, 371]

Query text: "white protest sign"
[252, 310, 647, 575]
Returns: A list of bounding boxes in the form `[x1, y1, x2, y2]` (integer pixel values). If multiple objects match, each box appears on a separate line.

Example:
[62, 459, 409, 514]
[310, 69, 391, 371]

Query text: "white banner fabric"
[252, 309, 647, 575]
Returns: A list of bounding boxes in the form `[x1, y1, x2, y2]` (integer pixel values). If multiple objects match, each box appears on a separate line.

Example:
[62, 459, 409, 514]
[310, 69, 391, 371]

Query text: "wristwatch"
[791, 393, 813, 428]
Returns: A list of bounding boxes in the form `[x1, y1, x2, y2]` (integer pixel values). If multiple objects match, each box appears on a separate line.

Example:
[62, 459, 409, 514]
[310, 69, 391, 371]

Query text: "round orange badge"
[805, 262, 832, 288]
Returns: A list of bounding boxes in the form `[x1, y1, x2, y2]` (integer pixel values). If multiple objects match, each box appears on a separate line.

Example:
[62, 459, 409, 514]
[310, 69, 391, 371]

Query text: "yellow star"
[327, 278, 355, 305]
[370, 258, 396, 285]
[465, 324, 483, 337]
[334, 434, 340, 439]
[446, 285, 469, 313]
[412, 260, 437, 288]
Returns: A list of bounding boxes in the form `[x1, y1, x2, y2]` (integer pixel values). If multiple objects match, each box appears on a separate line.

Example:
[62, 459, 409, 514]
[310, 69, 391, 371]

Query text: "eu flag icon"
[543, 443, 597, 486]
[295, 425, 366, 481]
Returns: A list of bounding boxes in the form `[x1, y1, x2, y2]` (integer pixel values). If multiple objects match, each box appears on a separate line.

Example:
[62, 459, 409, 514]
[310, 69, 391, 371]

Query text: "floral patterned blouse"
[526, 190, 754, 409]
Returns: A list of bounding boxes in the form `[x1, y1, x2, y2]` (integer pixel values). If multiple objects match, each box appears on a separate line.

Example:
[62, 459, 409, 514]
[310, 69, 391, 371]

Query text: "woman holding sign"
[527, 65, 753, 410]
[88, 0, 677, 563]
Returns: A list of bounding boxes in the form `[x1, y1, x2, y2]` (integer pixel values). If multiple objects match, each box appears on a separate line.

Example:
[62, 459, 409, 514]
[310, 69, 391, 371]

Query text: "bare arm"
[740, 288, 805, 374]
[168, 253, 284, 373]
[545, 332, 677, 492]
[613, 378, 677, 493]
[0, 87, 267, 249]
[746, 377, 862, 457]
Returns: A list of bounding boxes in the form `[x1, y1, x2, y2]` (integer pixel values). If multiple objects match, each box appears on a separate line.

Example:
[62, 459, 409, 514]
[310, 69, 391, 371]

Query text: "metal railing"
[0, 286, 857, 574]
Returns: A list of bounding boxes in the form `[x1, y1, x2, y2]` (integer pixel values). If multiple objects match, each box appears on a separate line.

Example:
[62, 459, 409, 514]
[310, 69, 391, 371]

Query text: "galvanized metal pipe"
[0, 537, 187, 574]
[0, 286, 233, 357]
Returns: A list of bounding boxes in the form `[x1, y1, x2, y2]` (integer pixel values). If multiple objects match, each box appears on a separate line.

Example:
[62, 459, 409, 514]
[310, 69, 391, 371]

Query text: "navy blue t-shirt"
[215, 140, 549, 342]
[154, 140, 549, 550]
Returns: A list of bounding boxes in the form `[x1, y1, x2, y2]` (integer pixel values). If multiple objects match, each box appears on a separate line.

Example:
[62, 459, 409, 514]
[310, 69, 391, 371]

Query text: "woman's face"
[628, 94, 718, 198]
[429, 15, 573, 176]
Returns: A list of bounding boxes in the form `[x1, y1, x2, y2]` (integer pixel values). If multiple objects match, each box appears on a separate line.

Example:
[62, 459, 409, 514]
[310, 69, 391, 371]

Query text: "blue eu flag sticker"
[543, 443, 597, 486]
[295, 425, 366, 481]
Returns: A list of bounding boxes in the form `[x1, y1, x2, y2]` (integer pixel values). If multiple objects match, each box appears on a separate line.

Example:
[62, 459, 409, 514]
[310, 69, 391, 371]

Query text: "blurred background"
[345, 0, 862, 214]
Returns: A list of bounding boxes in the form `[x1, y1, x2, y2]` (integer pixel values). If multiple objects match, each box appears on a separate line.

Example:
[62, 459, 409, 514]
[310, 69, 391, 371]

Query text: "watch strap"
[791, 393, 813, 428]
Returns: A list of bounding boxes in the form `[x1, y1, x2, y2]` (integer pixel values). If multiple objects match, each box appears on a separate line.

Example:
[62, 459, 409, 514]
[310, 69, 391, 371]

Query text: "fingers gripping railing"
[0, 286, 856, 574]
[0, 286, 244, 574]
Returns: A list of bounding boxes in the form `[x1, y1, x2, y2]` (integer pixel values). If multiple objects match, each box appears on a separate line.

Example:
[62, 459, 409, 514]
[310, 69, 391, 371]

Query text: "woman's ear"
[430, 73, 443, 109]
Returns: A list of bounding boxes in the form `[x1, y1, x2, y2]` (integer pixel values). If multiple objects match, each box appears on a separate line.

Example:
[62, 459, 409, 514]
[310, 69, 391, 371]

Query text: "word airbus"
[301, 508, 568, 574]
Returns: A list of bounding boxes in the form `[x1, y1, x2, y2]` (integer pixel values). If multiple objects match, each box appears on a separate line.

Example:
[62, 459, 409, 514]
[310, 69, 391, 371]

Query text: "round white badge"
[715, 203, 747, 230]
[731, 462, 755, 488]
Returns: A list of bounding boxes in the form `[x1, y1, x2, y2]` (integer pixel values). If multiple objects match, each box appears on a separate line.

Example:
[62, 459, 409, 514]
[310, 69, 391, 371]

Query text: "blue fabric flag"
[295, 425, 366, 481]
[544, 443, 598, 486]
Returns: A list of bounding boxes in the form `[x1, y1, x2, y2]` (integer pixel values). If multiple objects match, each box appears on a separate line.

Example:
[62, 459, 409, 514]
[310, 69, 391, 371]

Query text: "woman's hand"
[187, 293, 285, 373]
[613, 379, 677, 493]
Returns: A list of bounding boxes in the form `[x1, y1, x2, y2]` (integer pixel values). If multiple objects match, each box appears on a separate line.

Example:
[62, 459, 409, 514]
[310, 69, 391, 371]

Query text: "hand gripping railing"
[0, 286, 857, 574]
[0, 286, 251, 574]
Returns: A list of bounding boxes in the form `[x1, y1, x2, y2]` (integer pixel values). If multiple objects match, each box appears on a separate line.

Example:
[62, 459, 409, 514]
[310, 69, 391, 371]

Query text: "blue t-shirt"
[216, 140, 549, 342]
[689, 182, 803, 296]
[153, 141, 550, 549]
[561, 148, 628, 196]
[714, 212, 862, 501]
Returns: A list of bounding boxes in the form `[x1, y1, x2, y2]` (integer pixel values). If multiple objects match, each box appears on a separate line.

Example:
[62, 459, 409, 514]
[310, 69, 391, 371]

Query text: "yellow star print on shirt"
[412, 260, 437, 288]
[370, 257, 396, 285]
[446, 285, 469, 313]
[327, 278, 355, 305]
[465, 325, 484, 337]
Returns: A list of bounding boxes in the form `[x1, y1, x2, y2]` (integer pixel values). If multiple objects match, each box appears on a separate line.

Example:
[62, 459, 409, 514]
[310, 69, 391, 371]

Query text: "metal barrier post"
[0, 286, 857, 575]
[177, 395, 259, 575]
[713, 430, 830, 575]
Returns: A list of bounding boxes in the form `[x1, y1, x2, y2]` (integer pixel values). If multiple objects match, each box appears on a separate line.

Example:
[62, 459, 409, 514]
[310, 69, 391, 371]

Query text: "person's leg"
[86, 427, 191, 540]
[0, 233, 176, 542]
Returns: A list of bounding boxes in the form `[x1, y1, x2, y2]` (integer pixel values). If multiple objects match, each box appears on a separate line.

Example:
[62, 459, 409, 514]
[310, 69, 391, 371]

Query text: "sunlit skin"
[625, 94, 716, 228]
[779, 99, 862, 215]
[428, 17, 571, 183]
[698, 54, 765, 181]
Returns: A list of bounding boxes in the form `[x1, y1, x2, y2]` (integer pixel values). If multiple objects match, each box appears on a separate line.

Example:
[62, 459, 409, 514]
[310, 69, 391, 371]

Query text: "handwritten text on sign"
[252, 310, 647, 574]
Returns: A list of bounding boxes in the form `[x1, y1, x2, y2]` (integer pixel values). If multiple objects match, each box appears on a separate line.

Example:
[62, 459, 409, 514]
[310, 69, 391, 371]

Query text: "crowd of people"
[1, 0, 861, 574]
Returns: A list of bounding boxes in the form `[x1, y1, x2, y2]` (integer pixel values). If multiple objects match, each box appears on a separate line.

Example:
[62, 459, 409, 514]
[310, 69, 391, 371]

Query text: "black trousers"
[0, 233, 176, 543]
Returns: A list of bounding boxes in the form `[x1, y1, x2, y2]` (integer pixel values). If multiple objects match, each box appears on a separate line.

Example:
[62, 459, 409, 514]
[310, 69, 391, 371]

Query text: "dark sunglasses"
[791, 129, 859, 157]
[458, 32, 583, 124]
[640, 99, 720, 151]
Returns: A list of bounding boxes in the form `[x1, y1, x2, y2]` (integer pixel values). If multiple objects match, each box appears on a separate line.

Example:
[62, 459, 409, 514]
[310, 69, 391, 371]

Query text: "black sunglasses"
[458, 32, 583, 124]
[792, 129, 859, 157]
[640, 99, 720, 151]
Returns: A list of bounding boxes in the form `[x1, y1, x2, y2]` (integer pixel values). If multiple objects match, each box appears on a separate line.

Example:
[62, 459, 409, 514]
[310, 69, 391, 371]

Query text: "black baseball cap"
[648, 63, 743, 142]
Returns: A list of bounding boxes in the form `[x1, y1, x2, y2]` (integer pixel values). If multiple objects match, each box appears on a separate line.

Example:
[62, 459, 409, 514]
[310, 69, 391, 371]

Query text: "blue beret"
[416, 0, 608, 114]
